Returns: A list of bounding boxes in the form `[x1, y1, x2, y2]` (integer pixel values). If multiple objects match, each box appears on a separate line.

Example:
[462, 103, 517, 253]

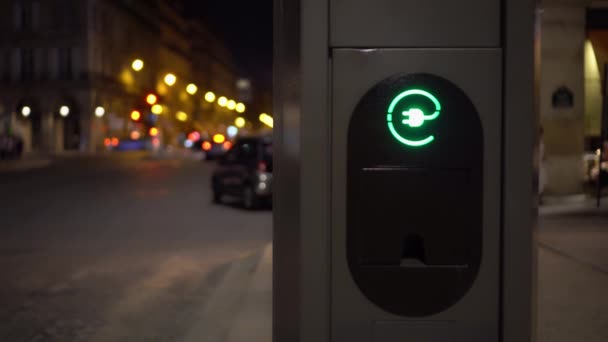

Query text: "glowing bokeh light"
[130, 110, 141, 121]
[186, 83, 198, 95]
[146, 94, 158, 105]
[213, 134, 226, 144]
[151, 104, 163, 115]
[59, 106, 70, 117]
[218, 96, 228, 107]
[95, 106, 105, 117]
[131, 59, 144, 71]
[205, 91, 216, 103]
[235, 117, 246, 128]
[164, 73, 177, 86]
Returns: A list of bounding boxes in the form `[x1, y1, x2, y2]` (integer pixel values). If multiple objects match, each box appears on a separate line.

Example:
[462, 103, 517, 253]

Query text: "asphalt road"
[0, 153, 272, 341]
[1, 153, 607, 341]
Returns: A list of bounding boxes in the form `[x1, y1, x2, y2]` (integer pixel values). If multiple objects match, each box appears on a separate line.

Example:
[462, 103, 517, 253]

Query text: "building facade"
[539, 0, 608, 194]
[0, 0, 239, 154]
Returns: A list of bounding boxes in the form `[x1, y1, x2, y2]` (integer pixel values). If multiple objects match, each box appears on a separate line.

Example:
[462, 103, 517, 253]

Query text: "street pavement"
[1, 152, 607, 341]
[0, 152, 272, 341]
[538, 204, 608, 342]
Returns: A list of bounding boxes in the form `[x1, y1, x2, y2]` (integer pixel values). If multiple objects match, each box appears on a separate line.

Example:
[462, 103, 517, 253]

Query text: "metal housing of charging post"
[347, 73, 484, 317]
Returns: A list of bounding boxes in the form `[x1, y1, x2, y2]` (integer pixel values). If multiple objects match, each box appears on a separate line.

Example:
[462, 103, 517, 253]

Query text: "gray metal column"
[274, 1, 536, 341]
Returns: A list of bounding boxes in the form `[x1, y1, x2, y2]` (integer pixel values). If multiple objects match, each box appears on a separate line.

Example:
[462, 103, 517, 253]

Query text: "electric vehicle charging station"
[274, 1, 536, 341]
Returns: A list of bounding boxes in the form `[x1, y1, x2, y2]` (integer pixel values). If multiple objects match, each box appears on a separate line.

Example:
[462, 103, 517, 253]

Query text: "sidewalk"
[538, 204, 608, 342]
[182, 244, 272, 342]
[191, 200, 607, 342]
[0, 156, 51, 173]
[540, 193, 608, 215]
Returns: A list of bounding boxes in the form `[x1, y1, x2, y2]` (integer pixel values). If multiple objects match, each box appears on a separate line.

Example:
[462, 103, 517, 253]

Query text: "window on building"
[58, 48, 72, 80]
[35, 48, 47, 81]
[0, 50, 10, 82]
[20, 48, 34, 81]
[14, 1, 34, 31]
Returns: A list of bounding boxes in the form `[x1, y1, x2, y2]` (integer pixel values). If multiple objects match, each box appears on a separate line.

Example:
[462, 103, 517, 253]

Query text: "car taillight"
[257, 161, 267, 172]
[202, 141, 212, 151]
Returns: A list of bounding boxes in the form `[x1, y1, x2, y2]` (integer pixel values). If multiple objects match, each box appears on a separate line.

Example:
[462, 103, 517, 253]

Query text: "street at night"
[0, 153, 271, 341]
[2, 0, 608, 341]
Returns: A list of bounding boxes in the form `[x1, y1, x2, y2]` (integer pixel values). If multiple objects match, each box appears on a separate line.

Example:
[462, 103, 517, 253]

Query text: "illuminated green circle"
[386, 89, 441, 147]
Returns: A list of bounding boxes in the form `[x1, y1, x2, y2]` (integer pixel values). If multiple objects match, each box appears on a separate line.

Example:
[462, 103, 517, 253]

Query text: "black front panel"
[346, 73, 483, 317]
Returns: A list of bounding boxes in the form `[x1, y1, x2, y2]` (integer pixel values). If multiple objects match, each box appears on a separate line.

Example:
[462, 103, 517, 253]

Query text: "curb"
[225, 244, 272, 342]
[0, 159, 51, 173]
[181, 247, 266, 342]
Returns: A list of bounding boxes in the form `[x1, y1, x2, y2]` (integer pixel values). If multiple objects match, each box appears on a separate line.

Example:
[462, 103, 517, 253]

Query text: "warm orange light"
[223, 141, 232, 150]
[186, 83, 198, 95]
[146, 94, 158, 105]
[164, 73, 177, 86]
[204, 91, 216, 103]
[213, 134, 226, 144]
[151, 104, 163, 115]
[188, 131, 201, 141]
[130, 110, 141, 121]
[104, 138, 111, 147]
[149, 127, 159, 137]
[202, 141, 212, 151]
[218, 96, 228, 107]
[131, 59, 144, 71]
[176, 111, 188, 122]
[111, 137, 119, 147]
[130, 130, 141, 140]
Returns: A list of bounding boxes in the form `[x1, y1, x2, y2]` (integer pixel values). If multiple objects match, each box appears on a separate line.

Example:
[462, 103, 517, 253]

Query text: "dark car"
[211, 136, 272, 209]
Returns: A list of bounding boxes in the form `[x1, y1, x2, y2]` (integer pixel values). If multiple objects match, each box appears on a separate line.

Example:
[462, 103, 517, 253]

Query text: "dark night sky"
[183, 1, 273, 86]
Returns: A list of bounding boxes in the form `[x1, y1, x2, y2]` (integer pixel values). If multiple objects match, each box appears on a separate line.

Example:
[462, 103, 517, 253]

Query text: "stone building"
[0, 0, 239, 154]
[538, 0, 608, 194]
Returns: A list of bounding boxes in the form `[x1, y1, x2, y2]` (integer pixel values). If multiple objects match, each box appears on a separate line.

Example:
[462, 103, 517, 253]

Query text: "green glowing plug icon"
[387, 89, 441, 147]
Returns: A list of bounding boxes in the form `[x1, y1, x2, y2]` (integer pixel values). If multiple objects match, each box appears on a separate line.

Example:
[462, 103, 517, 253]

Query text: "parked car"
[211, 136, 272, 209]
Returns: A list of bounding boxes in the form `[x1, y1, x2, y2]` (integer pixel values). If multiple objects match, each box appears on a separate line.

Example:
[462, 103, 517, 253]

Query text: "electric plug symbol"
[402, 108, 426, 128]
[386, 89, 442, 147]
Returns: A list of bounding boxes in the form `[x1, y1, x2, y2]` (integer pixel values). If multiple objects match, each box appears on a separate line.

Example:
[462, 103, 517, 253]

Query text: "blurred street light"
[21, 106, 31, 117]
[149, 127, 159, 137]
[146, 94, 158, 105]
[130, 130, 141, 140]
[213, 134, 226, 144]
[95, 106, 105, 118]
[186, 83, 198, 95]
[130, 110, 141, 121]
[176, 111, 188, 122]
[235, 117, 246, 128]
[205, 91, 216, 103]
[164, 73, 177, 86]
[259, 113, 273, 128]
[227, 99, 236, 110]
[218, 96, 228, 107]
[235, 103, 245, 113]
[151, 104, 163, 115]
[59, 106, 70, 117]
[131, 59, 144, 72]
[227, 125, 238, 138]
